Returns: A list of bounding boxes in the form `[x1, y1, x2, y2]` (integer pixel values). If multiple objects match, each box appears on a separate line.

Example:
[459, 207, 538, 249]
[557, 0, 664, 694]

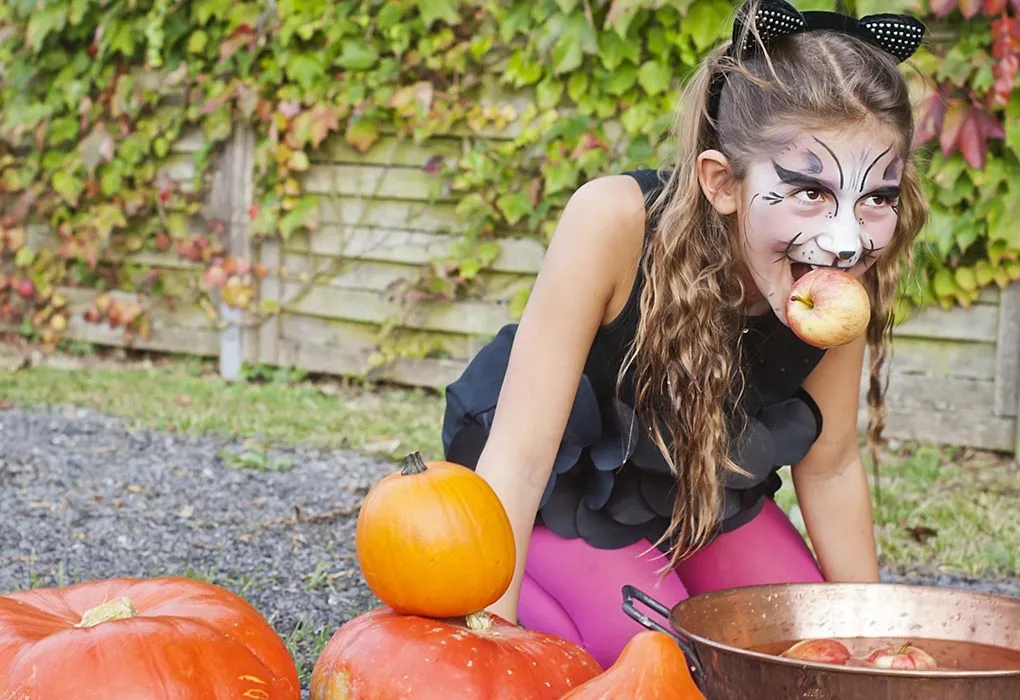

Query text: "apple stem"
[790, 294, 814, 310]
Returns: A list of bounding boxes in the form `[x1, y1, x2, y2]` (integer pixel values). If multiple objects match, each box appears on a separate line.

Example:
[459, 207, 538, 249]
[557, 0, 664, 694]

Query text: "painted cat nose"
[837, 250, 856, 261]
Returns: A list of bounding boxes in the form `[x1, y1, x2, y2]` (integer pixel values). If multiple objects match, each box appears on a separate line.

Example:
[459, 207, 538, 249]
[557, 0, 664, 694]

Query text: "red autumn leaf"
[938, 99, 969, 157]
[929, 0, 958, 18]
[914, 93, 946, 146]
[974, 108, 1006, 140]
[957, 111, 986, 170]
[985, 0, 1007, 14]
[959, 0, 983, 18]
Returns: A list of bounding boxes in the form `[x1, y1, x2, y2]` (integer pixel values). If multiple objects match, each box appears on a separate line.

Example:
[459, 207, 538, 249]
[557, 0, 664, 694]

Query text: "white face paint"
[735, 125, 904, 324]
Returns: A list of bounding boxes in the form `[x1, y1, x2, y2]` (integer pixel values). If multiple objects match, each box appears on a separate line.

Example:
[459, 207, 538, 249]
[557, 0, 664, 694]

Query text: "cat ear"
[733, 0, 807, 55]
[858, 14, 927, 62]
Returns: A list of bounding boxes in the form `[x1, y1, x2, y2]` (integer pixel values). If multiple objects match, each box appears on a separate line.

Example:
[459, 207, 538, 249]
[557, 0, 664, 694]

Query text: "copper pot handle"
[621, 584, 706, 687]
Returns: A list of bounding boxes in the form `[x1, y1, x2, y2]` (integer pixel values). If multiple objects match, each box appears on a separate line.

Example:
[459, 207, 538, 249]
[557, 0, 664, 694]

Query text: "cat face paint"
[736, 125, 903, 324]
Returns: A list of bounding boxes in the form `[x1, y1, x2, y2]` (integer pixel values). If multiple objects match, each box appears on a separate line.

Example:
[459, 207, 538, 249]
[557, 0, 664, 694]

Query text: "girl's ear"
[696, 149, 739, 215]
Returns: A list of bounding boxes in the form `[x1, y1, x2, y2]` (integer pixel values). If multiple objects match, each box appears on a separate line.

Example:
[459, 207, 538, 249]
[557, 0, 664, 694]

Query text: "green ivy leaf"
[1006, 95, 1020, 158]
[52, 170, 83, 206]
[681, 0, 731, 52]
[637, 60, 672, 95]
[188, 31, 209, 54]
[599, 29, 641, 71]
[496, 193, 532, 225]
[336, 41, 379, 71]
[345, 119, 380, 153]
[420, 0, 460, 29]
[286, 53, 326, 90]
[550, 14, 597, 75]
[26, 4, 68, 52]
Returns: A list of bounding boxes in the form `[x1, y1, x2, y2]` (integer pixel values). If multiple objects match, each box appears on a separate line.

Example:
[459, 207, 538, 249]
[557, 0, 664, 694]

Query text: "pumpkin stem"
[465, 611, 492, 632]
[401, 451, 428, 476]
[75, 596, 139, 628]
[896, 642, 914, 655]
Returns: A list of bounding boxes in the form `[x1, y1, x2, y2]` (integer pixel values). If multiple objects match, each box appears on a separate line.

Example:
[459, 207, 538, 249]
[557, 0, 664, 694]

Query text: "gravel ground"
[1, 404, 1018, 695]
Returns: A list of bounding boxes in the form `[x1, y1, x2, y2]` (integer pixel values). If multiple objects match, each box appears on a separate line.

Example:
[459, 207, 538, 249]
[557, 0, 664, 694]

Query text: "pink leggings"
[519, 499, 824, 668]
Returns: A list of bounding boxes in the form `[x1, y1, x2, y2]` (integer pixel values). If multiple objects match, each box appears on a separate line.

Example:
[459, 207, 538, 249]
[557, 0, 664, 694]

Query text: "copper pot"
[622, 582, 1020, 699]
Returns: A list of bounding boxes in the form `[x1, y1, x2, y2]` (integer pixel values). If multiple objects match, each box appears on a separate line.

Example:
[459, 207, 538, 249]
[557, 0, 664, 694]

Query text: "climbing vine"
[0, 0, 1017, 359]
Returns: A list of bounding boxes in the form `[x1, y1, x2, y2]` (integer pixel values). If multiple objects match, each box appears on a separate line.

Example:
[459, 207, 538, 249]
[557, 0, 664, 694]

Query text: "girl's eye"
[794, 189, 824, 203]
[863, 194, 896, 208]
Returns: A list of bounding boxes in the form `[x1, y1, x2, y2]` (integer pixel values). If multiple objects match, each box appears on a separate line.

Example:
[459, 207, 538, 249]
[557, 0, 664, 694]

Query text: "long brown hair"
[619, 2, 930, 570]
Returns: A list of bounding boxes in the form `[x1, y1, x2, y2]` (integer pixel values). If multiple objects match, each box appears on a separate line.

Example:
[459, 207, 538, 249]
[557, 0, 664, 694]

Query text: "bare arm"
[473, 176, 648, 623]
[792, 333, 881, 583]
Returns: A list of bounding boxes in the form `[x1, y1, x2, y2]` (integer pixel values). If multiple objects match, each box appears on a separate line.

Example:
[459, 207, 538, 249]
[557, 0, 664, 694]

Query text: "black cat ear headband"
[706, 0, 927, 131]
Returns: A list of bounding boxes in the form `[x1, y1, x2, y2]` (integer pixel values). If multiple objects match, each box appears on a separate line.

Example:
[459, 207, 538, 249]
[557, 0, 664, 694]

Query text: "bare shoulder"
[554, 174, 648, 249]
[544, 174, 649, 323]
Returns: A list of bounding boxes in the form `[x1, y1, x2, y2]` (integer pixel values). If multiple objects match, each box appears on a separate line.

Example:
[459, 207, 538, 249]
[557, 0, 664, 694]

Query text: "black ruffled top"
[440, 169, 827, 553]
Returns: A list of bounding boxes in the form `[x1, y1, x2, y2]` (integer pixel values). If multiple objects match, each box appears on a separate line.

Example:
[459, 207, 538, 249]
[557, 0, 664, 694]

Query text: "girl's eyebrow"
[867, 185, 902, 200]
[772, 161, 837, 191]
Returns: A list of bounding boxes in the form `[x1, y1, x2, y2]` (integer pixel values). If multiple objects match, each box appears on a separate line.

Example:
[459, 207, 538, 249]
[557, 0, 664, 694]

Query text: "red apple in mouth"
[779, 638, 852, 665]
[785, 266, 871, 349]
[862, 642, 939, 670]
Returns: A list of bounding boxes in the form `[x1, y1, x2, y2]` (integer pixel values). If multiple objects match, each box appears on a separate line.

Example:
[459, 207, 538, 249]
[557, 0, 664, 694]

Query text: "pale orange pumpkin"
[354, 451, 516, 618]
[561, 630, 706, 699]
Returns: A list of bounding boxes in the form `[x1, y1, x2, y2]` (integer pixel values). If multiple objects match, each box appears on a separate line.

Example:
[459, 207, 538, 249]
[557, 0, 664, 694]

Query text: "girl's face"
[735, 124, 903, 324]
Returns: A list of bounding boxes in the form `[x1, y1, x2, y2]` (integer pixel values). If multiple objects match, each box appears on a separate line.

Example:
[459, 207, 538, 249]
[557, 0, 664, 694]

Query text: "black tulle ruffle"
[441, 322, 824, 553]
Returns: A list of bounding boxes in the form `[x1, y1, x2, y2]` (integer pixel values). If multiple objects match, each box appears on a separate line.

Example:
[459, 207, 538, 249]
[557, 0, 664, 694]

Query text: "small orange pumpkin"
[560, 630, 706, 699]
[354, 451, 516, 618]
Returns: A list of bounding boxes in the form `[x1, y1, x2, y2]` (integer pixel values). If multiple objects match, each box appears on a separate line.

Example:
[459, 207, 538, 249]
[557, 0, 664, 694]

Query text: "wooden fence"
[12, 123, 1020, 457]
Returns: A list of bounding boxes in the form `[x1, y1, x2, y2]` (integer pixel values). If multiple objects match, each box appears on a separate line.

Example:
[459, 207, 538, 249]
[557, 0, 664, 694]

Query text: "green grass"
[0, 355, 446, 461]
[774, 444, 1019, 580]
[2, 351, 1017, 581]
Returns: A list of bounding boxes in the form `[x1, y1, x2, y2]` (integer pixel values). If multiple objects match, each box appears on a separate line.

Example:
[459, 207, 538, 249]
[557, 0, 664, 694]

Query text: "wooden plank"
[994, 282, 1020, 418]
[279, 315, 472, 360]
[277, 337, 466, 389]
[977, 285, 1001, 304]
[173, 128, 207, 154]
[64, 313, 221, 357]
[302, 163, 449, 202]
[858, 410, 1015, 453]
[57, 286, 220, 357]
[316, 196, 463, 232]
[278, 253, 533, 303]
[258, 238, 281, 366]
[58, 287, 216, 329]
[280, 282, 512, 336]
[894, 303, 999, 343]
[205, 126, 256, 380]
[287, 227, 545, 275]
[871, 337, 997, 381]
[318, 135, 463, 167]
[858, 374, 996, 416]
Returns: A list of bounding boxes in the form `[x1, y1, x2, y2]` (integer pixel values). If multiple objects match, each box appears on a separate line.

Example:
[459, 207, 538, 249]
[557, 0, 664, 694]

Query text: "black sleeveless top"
[440, 169, 827, 553]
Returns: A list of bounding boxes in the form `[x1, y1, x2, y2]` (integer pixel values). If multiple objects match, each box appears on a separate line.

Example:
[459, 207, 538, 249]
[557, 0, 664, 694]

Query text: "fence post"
[217, 124, 256, 382]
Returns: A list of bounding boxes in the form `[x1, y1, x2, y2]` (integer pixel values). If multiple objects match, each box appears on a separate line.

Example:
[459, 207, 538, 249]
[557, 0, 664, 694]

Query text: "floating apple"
[780, 638, 852, 665]
[786, 267, 871, 349]
[863, 642, 938, 670]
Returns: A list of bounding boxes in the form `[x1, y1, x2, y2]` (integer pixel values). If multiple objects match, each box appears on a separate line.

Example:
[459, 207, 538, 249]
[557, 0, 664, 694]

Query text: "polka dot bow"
[732, 0, 927, 64]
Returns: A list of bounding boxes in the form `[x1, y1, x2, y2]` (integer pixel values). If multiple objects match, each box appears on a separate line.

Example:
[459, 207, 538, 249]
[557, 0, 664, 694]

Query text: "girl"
[441, 0, 929, 668]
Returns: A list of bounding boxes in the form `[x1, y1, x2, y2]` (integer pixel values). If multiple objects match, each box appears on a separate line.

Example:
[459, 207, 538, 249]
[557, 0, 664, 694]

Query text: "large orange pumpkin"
[0, 576, 300, 698]
[561, 631, 706, 699]
[310, 607, 602, 699]
[355, 451, 516, 618]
